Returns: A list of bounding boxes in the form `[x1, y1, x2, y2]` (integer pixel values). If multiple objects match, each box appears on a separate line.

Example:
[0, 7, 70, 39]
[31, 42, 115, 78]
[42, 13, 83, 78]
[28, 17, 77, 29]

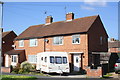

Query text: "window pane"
[41, 57, 43, 61]
[53, 36, 63, 45]
[45, 57, 47, 62]
[14, 56, 16, 62]
[30, 39, 37, 46]
[63, 57, 67, 64]
[50, 56, 54, 63]
[76, 57, 79, 63]
[55, 57, 62, 64]
[12, 56, 13, 62]
[100, 36, 103, 45]
[19, 40, 24, 47]
[72, 35, 80, 44]
[28, 55, 37, 63]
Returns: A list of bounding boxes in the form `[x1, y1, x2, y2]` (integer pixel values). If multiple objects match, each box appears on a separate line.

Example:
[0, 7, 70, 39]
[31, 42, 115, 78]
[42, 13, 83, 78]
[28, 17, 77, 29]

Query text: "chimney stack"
[45, 16, 53, 25]
[110, 38, 116, 41]
[66, 12, 74, 21]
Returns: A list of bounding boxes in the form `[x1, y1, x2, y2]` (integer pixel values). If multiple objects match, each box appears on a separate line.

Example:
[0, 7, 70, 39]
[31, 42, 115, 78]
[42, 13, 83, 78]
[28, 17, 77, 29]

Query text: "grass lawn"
[1, 75, 37, 80]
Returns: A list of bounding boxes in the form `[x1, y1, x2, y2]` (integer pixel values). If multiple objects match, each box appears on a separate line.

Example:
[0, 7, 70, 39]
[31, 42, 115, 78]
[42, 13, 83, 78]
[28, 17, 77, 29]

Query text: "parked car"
[114, 58, 120, 74]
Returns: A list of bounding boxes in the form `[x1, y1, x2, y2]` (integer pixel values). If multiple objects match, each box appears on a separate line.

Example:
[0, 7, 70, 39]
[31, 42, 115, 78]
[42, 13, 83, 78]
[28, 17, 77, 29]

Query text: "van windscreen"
[55, 57, 62, 64]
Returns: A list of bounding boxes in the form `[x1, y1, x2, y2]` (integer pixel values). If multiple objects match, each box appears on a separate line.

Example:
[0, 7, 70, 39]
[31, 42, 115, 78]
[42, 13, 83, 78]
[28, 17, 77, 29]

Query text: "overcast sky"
[0, 2, 118, 40]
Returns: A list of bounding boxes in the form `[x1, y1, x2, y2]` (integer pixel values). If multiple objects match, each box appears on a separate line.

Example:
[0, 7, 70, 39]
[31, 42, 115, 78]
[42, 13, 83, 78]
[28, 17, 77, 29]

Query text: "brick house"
[2, 31, 17, 66]
[4, 13, 108, 73]
[108, 38, 120, 53]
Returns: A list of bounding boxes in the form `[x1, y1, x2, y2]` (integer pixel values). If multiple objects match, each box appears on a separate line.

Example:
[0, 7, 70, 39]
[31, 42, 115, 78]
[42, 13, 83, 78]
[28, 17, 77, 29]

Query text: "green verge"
[1, 75, 37, 80]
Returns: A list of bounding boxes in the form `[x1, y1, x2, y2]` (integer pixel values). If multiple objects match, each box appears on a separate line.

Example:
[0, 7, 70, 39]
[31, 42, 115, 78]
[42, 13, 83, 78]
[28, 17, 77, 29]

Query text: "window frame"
[100, 36, 103, 45]
[45, 57, 47, 62]
[28, 55, 37, 63]
[72, 34, 80, 44]
[19, 40, 24, 47]
[53, 36, 63, 45]
[11, 55, 17, 63]
[29, 39, 38, 47]
[63, 57, 67, 64]
[50, 56, 54, 64]
[55, 56, 62, 64]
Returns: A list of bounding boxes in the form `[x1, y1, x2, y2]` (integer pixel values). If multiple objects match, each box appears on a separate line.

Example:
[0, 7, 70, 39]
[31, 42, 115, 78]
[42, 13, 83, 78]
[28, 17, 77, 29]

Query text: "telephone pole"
[0, 1, 4, 79]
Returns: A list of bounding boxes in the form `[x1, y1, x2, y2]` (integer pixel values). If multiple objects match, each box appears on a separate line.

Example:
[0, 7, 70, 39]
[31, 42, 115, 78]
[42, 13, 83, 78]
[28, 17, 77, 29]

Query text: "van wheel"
[115, 71, 118, 74]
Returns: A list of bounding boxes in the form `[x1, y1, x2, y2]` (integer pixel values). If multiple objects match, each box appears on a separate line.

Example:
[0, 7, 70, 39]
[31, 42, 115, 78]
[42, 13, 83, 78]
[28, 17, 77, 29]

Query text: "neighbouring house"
[2, 31, 17, 66]
[108, 38, 120, 53]
[4, 12, 108, 76]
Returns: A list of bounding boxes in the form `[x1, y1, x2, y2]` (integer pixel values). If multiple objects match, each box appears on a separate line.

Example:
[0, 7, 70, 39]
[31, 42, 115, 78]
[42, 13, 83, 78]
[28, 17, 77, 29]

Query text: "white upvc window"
[28, 55, 37, 63]
[11, 55, 17, 63]
[53, 36, 63, 45]
[29, 39, 38, 47]
[72, 34, 80, 44]
[19, 40, 24, 47]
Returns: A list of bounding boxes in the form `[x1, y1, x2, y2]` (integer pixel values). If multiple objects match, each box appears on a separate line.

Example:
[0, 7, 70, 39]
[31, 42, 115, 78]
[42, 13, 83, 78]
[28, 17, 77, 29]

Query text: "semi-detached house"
[4, 12, 108, 73]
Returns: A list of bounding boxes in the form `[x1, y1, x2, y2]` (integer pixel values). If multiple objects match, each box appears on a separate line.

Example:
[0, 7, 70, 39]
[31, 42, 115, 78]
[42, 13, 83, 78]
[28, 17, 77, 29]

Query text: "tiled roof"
[5, 49, 25, 55]
[108, 41, 120, 48]
[15, 15, 99, 40]
[2, 31, 12, 38]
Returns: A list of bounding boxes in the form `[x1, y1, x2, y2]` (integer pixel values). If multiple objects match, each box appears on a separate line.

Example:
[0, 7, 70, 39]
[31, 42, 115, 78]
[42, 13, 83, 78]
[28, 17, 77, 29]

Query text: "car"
[114, 58, 120, 74]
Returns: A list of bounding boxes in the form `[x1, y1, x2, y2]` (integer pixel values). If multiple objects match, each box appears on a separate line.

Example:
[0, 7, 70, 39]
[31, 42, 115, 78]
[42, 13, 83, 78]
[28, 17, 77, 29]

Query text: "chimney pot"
[66, 12, 74, 21]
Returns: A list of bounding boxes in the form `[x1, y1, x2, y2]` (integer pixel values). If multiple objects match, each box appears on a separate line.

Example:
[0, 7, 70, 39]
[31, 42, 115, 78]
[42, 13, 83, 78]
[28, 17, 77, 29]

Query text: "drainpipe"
[44, 38, 46, 52]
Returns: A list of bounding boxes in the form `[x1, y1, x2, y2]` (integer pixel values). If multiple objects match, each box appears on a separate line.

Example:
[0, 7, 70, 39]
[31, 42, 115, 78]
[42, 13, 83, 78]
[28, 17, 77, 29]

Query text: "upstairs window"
[29, 39, 38, 47]
[53, 36, 63, 45]
[72, 34, 80, 44]
[19, 40, 24, 47]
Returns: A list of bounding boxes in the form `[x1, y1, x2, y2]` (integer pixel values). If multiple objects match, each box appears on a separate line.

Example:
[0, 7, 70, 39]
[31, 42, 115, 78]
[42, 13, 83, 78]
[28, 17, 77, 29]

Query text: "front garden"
[1, 75, 37, 80]
[10, 61, 48, 76]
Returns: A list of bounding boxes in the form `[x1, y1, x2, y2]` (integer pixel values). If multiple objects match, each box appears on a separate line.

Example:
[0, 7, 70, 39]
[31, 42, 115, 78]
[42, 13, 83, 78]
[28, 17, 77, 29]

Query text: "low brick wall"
[86, 67, 103, 77]
[1, 67, 11, 73]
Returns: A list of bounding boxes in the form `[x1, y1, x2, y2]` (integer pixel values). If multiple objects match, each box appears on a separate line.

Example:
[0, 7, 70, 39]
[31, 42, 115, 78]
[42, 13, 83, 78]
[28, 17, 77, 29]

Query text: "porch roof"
[5, 49, 25, 55]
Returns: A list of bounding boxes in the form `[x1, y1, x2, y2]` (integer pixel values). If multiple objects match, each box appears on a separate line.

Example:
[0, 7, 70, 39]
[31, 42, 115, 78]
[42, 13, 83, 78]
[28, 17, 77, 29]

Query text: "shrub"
[20, 61, 33, 72]
[12, 63, 20, 74]
[18, 68, 24, 74]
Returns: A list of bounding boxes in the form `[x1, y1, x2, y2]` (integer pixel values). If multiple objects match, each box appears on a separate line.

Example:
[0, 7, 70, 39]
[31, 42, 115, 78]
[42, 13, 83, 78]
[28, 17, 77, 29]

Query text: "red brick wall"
[87, 67, 103, 77]
[88, 16, 108, 52]
[2, 31, 17, 66]
[1, 67, 11, 73]
[109, 48, 120, 53]
[14, 34, 89, 68]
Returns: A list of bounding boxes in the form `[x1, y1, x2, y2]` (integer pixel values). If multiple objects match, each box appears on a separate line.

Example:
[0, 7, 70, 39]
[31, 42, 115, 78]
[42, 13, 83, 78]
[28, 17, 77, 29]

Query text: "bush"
[20, 61, 33, 72]
[12, 62, 36, 74]
[18, 68, 24, 74]
[12, 63, 20, 74]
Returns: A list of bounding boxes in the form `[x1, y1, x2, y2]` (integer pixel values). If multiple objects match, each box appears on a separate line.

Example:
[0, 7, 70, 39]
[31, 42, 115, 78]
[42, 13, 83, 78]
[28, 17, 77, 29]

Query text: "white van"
[36, 52, 70, 74]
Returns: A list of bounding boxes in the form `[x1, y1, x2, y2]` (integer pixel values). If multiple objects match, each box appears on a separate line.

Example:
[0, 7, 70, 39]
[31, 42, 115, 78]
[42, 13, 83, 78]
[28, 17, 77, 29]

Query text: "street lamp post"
[0, 1, 4, 79]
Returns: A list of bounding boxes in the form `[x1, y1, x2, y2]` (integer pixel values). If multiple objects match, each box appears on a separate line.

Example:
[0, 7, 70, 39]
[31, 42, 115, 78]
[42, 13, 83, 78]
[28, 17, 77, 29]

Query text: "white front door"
[73, 54, 81, 71]
[11, 55, 17, 66]
[5, 55, 9, 67]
